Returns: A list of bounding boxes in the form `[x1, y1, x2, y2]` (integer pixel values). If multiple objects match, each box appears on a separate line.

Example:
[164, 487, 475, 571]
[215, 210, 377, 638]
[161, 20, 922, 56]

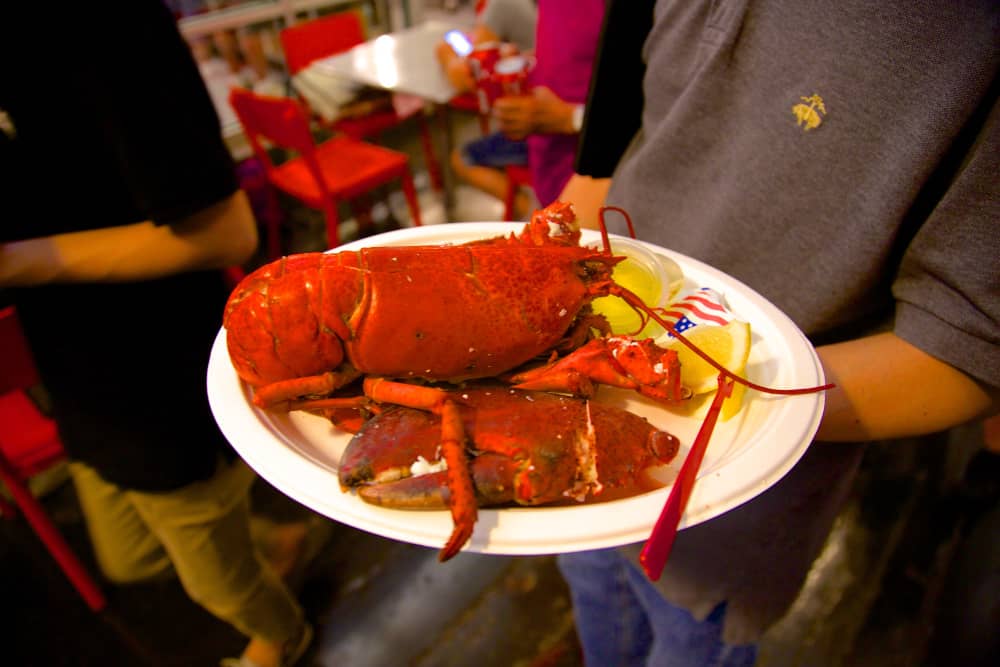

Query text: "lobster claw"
[347, 457, 522, 508]
[337, 397, 479, 561]
[353, 470, 449, 507]
[337, 403, 522, 508]
[338, 384, 680, 561]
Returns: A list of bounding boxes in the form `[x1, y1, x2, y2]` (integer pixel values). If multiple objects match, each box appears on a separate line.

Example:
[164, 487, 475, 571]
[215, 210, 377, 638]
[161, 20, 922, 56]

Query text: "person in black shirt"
[1, 3, 310, 665]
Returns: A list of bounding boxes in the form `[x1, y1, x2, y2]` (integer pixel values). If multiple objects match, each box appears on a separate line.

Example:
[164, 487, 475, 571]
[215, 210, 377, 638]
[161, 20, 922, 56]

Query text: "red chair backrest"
[229, 88, 317, 159]
[0, 306, 41, 396]
[228, 87, 334, 203]
[280, 10, 367, 75]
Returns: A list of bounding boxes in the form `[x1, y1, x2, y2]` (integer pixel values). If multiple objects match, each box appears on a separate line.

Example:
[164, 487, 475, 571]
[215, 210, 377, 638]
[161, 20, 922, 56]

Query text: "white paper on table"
[291, 68, 364, 123]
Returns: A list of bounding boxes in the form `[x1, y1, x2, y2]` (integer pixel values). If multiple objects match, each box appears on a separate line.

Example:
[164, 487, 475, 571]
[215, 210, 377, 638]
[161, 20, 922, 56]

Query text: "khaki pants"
[70, 458, 304, 644]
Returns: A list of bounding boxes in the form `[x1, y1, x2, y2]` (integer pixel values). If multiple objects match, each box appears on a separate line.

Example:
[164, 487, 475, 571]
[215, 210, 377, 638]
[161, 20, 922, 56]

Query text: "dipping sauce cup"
[591, 238, 684, 337]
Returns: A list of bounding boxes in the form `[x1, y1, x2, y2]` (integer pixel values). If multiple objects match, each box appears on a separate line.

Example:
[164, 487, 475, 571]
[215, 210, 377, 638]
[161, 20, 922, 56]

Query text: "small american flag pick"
[659, 287, 733, 338]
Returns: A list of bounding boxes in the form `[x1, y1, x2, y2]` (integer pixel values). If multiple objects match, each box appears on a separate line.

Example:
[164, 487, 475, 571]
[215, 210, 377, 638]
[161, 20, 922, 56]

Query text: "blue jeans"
[460, 131, 529, 168]
[558, 549, 758, 666]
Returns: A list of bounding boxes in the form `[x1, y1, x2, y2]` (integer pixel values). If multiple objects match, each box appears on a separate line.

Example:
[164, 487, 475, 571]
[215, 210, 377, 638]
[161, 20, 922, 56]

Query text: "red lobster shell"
[223, 202, 676, 408]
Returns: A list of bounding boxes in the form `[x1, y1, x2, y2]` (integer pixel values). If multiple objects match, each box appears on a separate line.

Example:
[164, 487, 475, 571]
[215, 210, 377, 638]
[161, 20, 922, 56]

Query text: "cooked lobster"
[223, 201, 829, 560]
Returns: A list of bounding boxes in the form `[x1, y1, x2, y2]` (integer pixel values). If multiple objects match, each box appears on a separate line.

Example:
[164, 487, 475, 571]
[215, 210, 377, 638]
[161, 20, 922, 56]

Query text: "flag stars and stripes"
[660, 288, 733, 338]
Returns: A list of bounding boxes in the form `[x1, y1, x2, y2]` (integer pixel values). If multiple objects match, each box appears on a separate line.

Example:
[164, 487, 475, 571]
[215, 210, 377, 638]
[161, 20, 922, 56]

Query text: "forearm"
[816, 332, 996, 441]
[436, 40, 474, 93]
[555, 180, 997, 442]
[558, 174, 611, 230]
[494, 88, 579, 139]
[0, 190, 258, 286]
[436, 25, 501, 94]
[528, 95, 580, 134]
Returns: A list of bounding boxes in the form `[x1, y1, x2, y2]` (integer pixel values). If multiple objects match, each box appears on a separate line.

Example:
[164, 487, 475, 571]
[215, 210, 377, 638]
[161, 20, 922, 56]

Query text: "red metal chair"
[503, 164, 534, 221]
[229, 87, 422, 249]
[0, 306, 106, 612]
[280, 10, 444, 191]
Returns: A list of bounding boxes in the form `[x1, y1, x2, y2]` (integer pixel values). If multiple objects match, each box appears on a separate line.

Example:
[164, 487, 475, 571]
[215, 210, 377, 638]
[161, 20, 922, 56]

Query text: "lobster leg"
[437, 400, 477, 561]
[363, 378, 478, 561]
[508, 337, 684, 403]
[285, 396, 373, 434]
[253, 366, 363, 409]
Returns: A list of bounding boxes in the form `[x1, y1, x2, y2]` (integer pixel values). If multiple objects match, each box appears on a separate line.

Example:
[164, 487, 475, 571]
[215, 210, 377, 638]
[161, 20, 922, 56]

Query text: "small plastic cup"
[467, 42, 501, 80]
[493, 55, 529, 96]
[591, 238, 683, 337]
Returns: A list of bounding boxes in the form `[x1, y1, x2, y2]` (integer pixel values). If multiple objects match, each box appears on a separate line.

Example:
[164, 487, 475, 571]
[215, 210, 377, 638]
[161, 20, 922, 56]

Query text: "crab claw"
[338, 399, 478, 561]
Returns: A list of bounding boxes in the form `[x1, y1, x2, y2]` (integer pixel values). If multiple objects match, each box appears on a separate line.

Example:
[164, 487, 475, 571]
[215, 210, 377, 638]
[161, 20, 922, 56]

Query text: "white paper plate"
[207, 224, 825, 555]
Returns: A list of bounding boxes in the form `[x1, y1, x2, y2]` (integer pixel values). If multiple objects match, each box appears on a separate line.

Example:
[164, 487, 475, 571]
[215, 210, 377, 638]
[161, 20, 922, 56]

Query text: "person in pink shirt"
[493, 0, 606, 208]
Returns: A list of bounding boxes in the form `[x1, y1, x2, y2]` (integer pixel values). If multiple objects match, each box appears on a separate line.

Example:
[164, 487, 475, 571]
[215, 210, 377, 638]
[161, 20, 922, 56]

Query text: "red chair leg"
[400, 172, 423, 228]
[0, 493, 17, 517]
[0, 454, 107, 612]
[503, 176, 518, 222]
[503, 165, 533, 221]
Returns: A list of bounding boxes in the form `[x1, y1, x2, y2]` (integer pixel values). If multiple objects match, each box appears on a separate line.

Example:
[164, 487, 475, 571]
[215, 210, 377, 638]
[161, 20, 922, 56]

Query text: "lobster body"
[224, 252, 359, 388]
[348, 244, 605, 379]
[223, 203, 617, 394]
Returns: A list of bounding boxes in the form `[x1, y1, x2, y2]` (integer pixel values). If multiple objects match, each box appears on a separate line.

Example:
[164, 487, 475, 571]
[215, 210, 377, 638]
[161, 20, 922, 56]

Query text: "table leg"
[377, 0, 415, 32]
[372, 0, 390, 31]
[444, 104, 455, 216]
[400, 0, 414, 28]
[435, 103, 457, 220]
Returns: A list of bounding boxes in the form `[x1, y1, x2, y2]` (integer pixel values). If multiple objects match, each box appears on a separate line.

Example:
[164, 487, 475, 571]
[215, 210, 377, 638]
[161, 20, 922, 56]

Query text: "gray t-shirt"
[588, 0, 999, 643]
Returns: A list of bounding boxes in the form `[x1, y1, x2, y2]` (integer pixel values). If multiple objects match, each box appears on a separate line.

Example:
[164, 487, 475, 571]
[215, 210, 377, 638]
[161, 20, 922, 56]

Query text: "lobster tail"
[224, 253, 361, 388]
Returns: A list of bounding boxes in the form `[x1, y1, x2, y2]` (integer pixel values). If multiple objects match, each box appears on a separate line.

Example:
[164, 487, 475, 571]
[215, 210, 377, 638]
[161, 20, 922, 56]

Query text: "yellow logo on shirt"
[792, 94, 826, 131]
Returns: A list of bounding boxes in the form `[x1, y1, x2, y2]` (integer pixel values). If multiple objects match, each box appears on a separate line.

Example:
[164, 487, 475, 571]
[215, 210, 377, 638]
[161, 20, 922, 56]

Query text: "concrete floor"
[4, 4, 998, 666]
[4, 421, 997, 666]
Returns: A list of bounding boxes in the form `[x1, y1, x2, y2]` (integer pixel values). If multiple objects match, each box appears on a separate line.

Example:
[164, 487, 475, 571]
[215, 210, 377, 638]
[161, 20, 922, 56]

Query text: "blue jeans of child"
[557, 549, 758, 666]
[460, 131, 529, 168]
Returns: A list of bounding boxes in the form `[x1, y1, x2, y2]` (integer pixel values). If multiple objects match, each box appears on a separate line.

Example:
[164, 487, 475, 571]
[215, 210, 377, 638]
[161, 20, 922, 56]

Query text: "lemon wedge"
[657, 320, 752, 420]
[720, 375, 748, 422]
